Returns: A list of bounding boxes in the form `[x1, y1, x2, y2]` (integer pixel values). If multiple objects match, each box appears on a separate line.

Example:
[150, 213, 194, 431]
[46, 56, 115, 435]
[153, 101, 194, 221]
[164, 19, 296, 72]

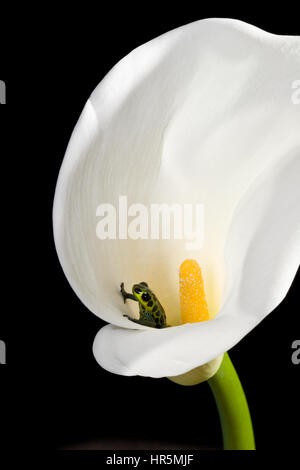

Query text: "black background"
[0, 3, 299, 455]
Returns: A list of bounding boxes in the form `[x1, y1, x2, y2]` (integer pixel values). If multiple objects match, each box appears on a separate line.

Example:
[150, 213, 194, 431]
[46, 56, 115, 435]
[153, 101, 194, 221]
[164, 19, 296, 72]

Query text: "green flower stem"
[208, 352, 256, 450]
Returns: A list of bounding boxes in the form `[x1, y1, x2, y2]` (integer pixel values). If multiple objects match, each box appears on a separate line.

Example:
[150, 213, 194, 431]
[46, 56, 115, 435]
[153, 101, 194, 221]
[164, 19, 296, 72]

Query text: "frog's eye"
[134, 287, 142, 294]
[142, 293, 150, 302]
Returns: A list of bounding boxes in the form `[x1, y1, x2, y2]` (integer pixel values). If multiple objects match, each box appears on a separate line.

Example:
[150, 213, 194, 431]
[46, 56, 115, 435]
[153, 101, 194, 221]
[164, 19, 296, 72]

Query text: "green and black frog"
[120, 282, 167, 329]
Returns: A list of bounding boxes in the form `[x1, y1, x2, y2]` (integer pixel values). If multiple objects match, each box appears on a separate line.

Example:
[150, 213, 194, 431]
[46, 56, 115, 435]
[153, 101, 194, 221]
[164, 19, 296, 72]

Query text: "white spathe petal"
[53, 20, 300, 340]
[93, 317, 255, 377]
[221, 147, 300, 319]
[94, 148, 300, 377]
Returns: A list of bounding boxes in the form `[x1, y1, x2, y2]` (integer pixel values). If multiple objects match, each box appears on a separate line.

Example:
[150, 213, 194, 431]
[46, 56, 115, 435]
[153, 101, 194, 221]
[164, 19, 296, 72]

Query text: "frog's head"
[132, 282, 153, 309]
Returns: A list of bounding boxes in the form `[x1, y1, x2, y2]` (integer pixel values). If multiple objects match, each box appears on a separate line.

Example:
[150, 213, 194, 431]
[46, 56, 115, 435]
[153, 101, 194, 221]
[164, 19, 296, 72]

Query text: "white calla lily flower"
[53, 18, 300, 379]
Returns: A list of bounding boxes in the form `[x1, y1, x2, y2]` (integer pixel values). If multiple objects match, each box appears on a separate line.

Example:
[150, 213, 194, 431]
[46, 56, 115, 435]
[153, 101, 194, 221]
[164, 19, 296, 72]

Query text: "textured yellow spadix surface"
[179, 259, 210, 324]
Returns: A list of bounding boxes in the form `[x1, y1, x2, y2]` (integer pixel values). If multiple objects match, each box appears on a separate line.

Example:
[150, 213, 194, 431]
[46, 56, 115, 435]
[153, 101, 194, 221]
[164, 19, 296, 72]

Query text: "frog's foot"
[120, 282, 136, 303]
[120, 282, 126, 303]
[123, 314, 156, 328]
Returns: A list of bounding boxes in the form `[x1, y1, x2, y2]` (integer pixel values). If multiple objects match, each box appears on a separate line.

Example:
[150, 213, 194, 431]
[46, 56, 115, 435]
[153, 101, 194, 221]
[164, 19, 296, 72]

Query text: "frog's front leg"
[120, 282, 137, 304]
[123, 314, 157, 328]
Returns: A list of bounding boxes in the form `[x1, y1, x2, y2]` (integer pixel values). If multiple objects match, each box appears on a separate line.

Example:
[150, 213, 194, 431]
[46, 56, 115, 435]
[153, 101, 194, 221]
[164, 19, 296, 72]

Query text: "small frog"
[120, 282, 167, 328]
